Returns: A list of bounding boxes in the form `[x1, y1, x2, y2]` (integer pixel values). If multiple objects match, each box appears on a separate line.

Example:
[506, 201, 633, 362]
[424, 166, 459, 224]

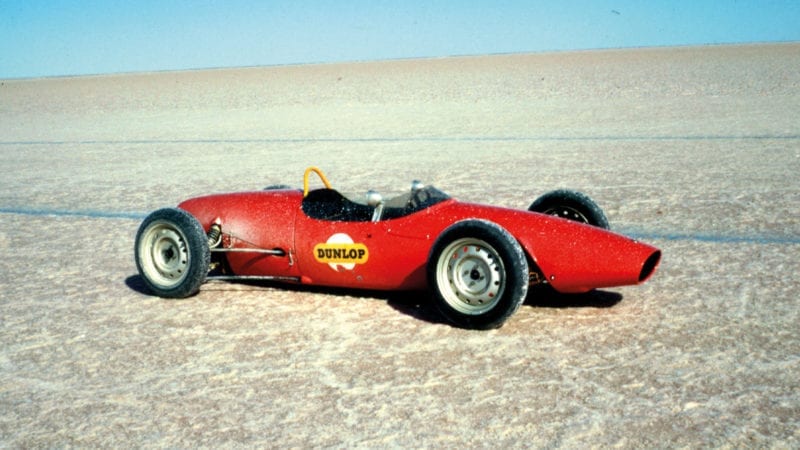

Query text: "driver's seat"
[302, 189, 373, 222]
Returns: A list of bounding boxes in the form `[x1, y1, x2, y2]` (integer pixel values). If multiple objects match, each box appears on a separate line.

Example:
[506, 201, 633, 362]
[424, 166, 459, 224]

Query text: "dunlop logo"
[314, 242, 369, 265]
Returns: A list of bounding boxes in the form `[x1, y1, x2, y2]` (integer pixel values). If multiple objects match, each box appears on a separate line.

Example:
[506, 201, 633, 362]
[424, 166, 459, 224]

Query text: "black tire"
[134, 208, 210, 298]
[528, 189, 610, 229]
[427, 219, 529, 330]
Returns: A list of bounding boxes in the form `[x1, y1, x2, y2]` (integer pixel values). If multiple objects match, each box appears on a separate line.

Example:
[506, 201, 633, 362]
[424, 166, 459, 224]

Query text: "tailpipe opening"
[639, 250, 661, 282]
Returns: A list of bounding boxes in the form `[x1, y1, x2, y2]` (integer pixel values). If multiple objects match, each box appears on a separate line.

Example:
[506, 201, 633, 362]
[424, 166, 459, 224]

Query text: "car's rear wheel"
[528, 189, 609, 229]
[135, 208, 210, 298]
[427, 220, 528, 329]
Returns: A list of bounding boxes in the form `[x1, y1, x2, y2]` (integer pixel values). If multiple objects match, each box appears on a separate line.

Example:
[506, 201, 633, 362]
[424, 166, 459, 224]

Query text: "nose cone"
[517, 215, 661, 293]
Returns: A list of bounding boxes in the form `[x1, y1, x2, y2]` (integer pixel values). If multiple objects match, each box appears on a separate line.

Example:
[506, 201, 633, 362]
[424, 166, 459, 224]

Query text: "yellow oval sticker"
[313, 233, 369, 271]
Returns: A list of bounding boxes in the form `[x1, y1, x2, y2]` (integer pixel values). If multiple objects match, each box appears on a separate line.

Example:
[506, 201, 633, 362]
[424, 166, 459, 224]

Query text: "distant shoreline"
[4, 41, 797, 82]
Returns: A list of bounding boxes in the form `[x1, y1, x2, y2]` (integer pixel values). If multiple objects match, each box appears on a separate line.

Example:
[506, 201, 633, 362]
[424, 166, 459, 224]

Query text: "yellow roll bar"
[303, 166, 332, 197]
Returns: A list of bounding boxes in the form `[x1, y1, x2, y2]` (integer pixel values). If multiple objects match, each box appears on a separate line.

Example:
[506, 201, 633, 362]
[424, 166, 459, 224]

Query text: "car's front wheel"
[135, 208, 210, 298]
[427, 220, 529, 329]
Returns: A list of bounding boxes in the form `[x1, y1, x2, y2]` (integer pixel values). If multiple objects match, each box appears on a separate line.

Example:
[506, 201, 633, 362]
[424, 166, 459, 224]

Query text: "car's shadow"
[384, 286, 623, 325]
[125, 275, 622, 326]
[125, 273, 445, 323]
[524, 285, 623, 309]
[125, 274, 151, 295]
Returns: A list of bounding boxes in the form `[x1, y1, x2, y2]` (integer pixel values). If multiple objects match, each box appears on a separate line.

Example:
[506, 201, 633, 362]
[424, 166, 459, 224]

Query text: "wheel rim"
[138, 220, 190, 289]
[542, 206, 590, 224]
[436, 238, 505, 315]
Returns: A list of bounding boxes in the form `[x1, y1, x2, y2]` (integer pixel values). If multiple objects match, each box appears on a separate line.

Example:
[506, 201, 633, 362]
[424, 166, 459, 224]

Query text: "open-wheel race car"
[135, 167, 660, 329]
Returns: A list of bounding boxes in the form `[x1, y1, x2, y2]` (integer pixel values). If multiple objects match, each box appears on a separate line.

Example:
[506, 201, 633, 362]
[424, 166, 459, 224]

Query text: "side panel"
[289, 200, 550, 290]
[292, 215, 433, 290]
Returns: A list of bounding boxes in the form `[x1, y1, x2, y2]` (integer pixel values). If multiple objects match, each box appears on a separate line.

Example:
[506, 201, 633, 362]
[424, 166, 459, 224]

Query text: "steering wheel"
[408, 188, 429, 211]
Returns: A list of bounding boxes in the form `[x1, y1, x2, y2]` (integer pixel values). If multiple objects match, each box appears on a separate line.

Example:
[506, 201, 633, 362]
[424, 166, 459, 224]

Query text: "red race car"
[135, 167, 660, 329]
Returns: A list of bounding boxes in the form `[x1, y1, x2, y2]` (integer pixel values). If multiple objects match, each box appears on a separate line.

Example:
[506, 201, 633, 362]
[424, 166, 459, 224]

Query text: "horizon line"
[3, 40, 797, 82]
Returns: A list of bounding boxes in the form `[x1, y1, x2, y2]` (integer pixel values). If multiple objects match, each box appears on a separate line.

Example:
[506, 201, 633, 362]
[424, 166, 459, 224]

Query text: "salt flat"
[1, 43, 799, 447]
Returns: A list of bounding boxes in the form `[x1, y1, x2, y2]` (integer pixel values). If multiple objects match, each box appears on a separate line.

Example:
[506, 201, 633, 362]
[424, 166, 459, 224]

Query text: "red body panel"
[179, 191, 301, 279]
[178, 189, 660, 293]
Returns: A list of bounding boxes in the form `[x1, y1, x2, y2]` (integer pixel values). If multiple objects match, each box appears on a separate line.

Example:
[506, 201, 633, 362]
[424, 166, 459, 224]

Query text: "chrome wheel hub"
[437, 238, 505, 315]
[544, 206, 589, 223]
[139, 222, 189, 288]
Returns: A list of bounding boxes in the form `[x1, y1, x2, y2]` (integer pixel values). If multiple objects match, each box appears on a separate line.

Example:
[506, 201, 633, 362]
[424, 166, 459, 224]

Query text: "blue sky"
[2, 0, 799, 79]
